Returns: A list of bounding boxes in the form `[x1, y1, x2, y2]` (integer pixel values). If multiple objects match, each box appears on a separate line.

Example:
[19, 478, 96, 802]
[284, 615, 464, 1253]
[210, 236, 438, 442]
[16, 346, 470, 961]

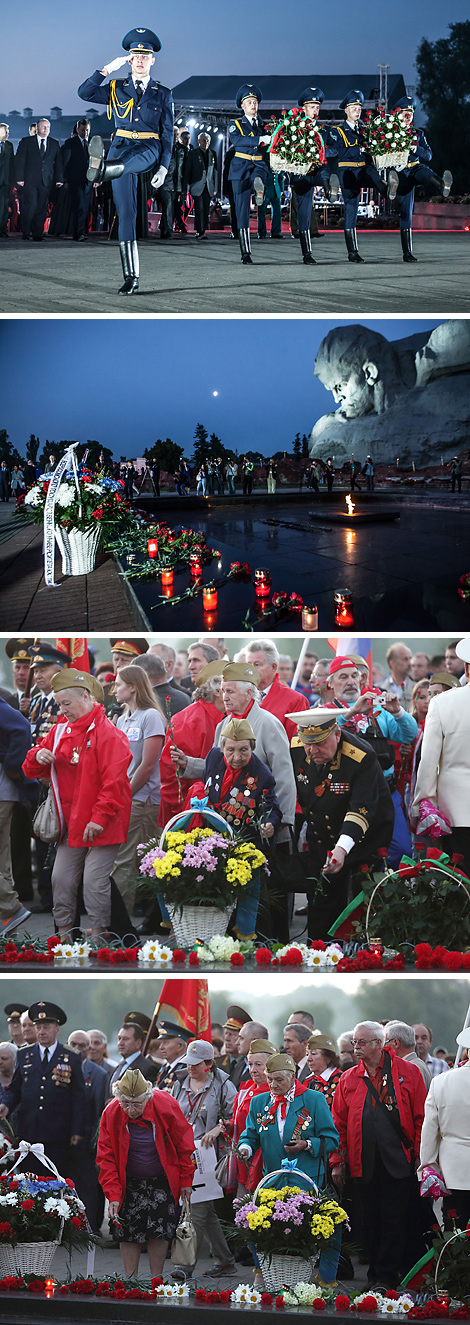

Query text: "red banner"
[56, 638, 91, 672]
[153, 979, 211, 1039]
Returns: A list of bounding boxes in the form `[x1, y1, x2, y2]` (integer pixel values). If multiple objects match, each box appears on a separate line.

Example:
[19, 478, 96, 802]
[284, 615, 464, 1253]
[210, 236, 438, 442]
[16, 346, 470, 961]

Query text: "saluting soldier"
[289, 709, 394, 939]
[290, 87, 340, 266]
[228, 84, 270, 265]
[327, 89, 388, 264]
[0, 1001, 86, 1175]
[78, 27, 174, 294]
[386, 97, 453, 264]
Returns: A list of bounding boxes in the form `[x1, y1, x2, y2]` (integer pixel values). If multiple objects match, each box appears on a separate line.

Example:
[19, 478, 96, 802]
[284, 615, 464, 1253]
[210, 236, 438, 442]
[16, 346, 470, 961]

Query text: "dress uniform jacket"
[394, 128, 434, 227]
[4, 1041, 86, 1148]
[228, 115, 268, 181]
[325, 121, 383, 227]
[290, 729, 394, 857]
[77, 71, 174, 171]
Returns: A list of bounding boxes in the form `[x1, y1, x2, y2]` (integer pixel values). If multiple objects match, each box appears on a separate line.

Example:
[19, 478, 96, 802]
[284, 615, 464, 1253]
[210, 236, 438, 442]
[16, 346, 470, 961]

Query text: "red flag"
[56, 638, 91, 672]
[153, 979, 211, 1039]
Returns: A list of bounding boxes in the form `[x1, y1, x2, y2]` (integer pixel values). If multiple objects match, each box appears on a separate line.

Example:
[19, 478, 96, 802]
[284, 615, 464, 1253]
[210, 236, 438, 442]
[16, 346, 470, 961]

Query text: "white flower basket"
[0, 1237, 61, 1277]
[258, 1253, 317, 1293]
[167, 904, 234, 948]
[55, 524, 101, 576]
[373, 150, 409, 169]
[270, 152, 312, 176]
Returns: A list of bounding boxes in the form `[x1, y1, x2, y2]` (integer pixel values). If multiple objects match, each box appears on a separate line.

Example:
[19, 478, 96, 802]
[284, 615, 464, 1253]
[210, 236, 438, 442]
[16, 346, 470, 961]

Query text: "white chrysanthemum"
[86, 483, 104, 494]
[0, 1194, 18, 1205]
[24, 486, 42, 506]
[195, 943, 215, 962]
[44, 1196, 72, 1218]
[207, 935, 241, 961]
[55, 484, 76, 508]
[283, 1283, 325, 1305]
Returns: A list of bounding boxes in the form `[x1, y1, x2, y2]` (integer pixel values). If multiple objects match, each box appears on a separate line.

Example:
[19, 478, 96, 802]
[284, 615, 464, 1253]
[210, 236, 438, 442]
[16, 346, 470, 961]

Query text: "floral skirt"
[118, 1174, 177, 1244]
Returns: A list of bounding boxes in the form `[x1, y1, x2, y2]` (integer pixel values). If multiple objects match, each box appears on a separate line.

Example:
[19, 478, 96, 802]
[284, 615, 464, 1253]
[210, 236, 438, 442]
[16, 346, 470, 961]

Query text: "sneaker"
[1, 905, 31, 937]
[202, 1264, 237, 1277]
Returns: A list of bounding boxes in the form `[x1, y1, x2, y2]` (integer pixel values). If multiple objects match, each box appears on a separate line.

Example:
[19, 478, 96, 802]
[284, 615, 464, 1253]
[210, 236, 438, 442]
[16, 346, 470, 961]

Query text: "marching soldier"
[289, 709, 394, 939]
[327, 89, 388, 263]
[228, 84, 270, 265]
[78, 27, 174, 294]
[0, 1001, 86, 1175]
[387, 97, 453, 263]
[290, 87, 340, 266]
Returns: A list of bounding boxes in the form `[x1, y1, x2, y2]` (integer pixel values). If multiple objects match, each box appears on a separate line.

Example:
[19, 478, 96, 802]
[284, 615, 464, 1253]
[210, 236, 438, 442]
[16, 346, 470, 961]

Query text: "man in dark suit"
[182, 131, 218, 239]
[282, 1023, 312, 1082]
[174, 128, 191, 232]
[0, 124, 14, 237]
[107, 1013, 159, 1097]
[155, 124, 178, 239]
[0, 461, 10, 501]
[15, 116, 63, 241]
[0, 1001, 86, 1175]
[61, 118, 92, 241]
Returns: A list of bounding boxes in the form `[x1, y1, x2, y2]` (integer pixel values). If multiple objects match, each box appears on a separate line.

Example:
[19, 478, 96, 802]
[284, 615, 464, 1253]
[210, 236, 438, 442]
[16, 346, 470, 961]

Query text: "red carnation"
[172, 949, 186, 963]
[231, 952, 244, 966]
[313, 1301, 326, 1311]
[335, 1296, 351, 1310]
[261, 1293, 274, 1305]
[275, 1296, 285, 1308]
[22, 1199, 35, 1210]
[255, 947, 272, 966]
[189, 952, 200, 966]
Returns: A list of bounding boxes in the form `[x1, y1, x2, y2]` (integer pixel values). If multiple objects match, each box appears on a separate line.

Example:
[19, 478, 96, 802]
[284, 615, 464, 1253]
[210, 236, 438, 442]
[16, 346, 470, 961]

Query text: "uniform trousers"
[339, 164, 384, 228]
[189, 1198, 235, 1272]
[306, 841, 350, 939]
[0, 800, 22, 919]
[52, 836, 119, 933]
[231, 160, 269, 229]
[395, 166, 440, 228]
[291, 166, 331, 230]
[257, 176, 281, 237]
[111, 798, 160, 911]
[356, 1151, 413, 1288]
[157, 181, 174, 237]
[20, 181, 50, 238]
[108, 139, 161, 241]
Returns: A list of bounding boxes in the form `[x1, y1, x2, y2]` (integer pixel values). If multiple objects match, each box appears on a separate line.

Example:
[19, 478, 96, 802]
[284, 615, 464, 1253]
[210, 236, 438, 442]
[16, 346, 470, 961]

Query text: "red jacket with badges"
[22, 703, 132, 847]
[331, 1047, 426, 1176]
[260, 674, 310, 741]
[97, 1093, 196, 1205]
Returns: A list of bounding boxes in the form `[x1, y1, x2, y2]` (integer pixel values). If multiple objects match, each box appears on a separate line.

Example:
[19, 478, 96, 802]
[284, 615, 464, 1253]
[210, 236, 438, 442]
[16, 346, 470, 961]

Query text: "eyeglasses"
[352, 1038, 378, 1048]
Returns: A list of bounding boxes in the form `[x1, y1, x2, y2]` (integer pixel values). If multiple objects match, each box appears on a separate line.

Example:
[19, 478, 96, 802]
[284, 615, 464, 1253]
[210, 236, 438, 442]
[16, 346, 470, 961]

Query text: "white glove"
[151, 165, 168, 189]
[102, 56, 128, 75]
[259, 135, 271, 146]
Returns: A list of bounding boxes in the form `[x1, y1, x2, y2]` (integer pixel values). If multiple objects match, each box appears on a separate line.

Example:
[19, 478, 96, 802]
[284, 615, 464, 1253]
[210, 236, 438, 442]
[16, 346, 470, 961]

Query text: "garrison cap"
[249, 1039, 278, 1055]
[236, 83, 262, 108]
[28, 642, 70, 667]
[265, 1053, 296, 1073]
[339, 89, 364, 110]
[51, 668, 104, 704]
[122, 28, 162, 54]
[115, 1068, 149, 1098]
[298, 86, 325, 107]
[220, 718, 255, 742]
[123, 1010, 151, 1034]
[290, 708, 339, 743]
[158, 1020, 194, 1044]
[429, 671, 458, 689]
[5, 638, 34, 662]
[224, 1005, 252, 1030]
[195, 659, 260, 687]
[393, 97, 415, 111]
[109, 638, 149, 657]
[4, 1003, 28, 1020]
[29, 1000, 66, 1025]
[307, 1033, 336, 1053]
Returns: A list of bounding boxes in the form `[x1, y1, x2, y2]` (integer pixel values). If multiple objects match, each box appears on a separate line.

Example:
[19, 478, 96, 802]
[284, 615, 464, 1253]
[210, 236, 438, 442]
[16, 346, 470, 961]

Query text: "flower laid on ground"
[283, 1282, 333, 1306]
[350, 1292, 413, 1315]
[0, 1172, 88, 1250]
[137, 941, 173, 965]
[53, 941, 91, 962]
[230, 1283, 262, 1305]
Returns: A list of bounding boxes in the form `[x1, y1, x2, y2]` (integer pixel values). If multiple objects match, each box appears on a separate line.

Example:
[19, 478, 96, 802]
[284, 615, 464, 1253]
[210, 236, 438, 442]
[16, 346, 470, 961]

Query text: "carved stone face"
[314, 325, 405, 419]
[326, 365, 379, 417]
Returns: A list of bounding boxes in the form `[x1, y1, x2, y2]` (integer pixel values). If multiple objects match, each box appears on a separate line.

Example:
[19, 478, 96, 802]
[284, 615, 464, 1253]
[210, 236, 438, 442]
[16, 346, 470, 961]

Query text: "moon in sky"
[212, 390, 219, 396]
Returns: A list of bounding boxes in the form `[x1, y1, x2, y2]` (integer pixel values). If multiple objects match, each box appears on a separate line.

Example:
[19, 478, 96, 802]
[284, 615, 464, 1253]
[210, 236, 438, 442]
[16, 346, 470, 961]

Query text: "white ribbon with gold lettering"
[43, 444, 81, 587]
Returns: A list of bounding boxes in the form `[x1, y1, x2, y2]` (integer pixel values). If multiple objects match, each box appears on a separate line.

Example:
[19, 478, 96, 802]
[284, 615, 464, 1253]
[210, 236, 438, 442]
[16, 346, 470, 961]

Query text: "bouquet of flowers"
[233, 1184, 347, 1260]
[16, 464, 132, 545]
[0, 1172, 90, 1251]
[362, 108, 416, 168]
[140, 826, 268, 914]
[361, 849, 470, 952]
[269, 107, 326, 176]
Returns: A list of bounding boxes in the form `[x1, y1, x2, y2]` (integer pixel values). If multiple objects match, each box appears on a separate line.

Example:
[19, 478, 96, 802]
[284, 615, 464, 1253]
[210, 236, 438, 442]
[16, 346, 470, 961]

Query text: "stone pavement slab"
[1, 231, 469, 313]
[0, 521, 137, 630]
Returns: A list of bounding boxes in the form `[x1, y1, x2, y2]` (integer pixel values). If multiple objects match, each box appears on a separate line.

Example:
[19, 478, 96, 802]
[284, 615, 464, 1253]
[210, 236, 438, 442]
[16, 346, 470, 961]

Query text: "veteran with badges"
[153, 1021, 194, 1091]
[326, 89, 387, 263]
[0, 1001, 85, 1175]
[386, 98, 453, 263]
[228, 84, 270, 265]
[290, 87, 340, 266]
[78, 28, 174, 293]
[290, 709, 394, 939]
[27, 640, 68, 914]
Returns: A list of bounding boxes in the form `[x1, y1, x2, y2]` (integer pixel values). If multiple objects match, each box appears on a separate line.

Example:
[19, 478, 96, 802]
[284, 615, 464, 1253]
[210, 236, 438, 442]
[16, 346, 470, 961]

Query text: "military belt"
[116, 129, 160, 140]
[338, 160, 364, 167]
[235, 150, 263, 161]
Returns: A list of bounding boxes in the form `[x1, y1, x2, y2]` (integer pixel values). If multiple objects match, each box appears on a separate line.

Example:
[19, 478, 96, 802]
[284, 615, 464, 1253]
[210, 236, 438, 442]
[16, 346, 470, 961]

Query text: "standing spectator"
[0, 124, 13, 238]
[295, 653, 320, 704]
[445, 641, 466, 681]
[362, 456, 375, 491]
[0, 460, 10, 502]
[381, 643, 414, 711]
[419, 1027, 470, 1227]
[110, 665, 165, 915]
[172, 1039, 237, 1277]
[231, 1020, 270, 1090]
[409, 653, 431, 682]
[107, 1015, 159, 1094]
[226, 459, 237, 495]
[242, 456, 254, 494]
[0, 697, 32, 937]
[174, 128, 191, 233]
[87, 1029, 118, 1083]
[411, 639, 470, 872]
[10, 466, 25, 499]
[384, 1022, 432, 1091]
[61, 118, 92, 242]
[19, 1011, 38, 1046]
[412, 1025, 451, 1079]
[350, 458, 362, 490]
[305, 1034, 342, 1110]
[337, 1033, 355, 1070]
[67, 1028, 107, 1229]
[153, 1022, 193, 1090]
[266, 458, 278, 494]
[196, 463, 207, 496]
[0, 1043, 16, 1104]
[0, 1000, 86, 1175]
[27, 641, 71, 915]
[15, 116, 63, 241]
[4, 1004, 28, 1047]
[151, 460, 160, 496]
[183, 132, 218, 240]
[158, 671, 224, 827]
[148, 642, 191, 697]
[331, 1022, 427, 1290]
[278, 654, 295, 686]
[156, 124, 178, 239]
[282, 1023, 312, 1082]
[129, 651, 190, 717]
[244, 639, 310, 739]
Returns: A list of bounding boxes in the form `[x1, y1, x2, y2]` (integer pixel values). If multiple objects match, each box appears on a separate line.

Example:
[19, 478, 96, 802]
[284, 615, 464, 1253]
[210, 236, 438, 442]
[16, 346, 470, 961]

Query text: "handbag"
[32, 786, 60, 843]
[171, 1195, 197, 1267]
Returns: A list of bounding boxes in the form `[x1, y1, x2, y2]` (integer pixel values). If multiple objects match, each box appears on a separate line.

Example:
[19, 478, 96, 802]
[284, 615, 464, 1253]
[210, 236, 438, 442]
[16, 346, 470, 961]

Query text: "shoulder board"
[290, 734, 303, 748]
[342, 739, 367, 763]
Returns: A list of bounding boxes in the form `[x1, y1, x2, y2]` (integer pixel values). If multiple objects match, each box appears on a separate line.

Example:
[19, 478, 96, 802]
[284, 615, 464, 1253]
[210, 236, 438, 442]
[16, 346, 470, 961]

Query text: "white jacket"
[412, 684, 470, 827]
[419, 1061, 470, 1190]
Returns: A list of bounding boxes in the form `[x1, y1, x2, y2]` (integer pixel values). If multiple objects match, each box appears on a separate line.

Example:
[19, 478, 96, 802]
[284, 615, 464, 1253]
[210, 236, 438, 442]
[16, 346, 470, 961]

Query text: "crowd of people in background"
[1, 633, 469, 945]
[0, 998, 468, 1290]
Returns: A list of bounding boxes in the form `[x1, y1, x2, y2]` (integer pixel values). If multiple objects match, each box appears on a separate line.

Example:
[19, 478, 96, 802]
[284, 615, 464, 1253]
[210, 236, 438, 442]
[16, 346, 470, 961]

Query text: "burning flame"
[346, 494, 355, 515]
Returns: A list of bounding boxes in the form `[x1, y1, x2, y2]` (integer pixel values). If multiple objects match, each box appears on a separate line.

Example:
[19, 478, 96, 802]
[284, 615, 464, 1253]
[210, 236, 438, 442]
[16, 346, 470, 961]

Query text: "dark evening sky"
[0, 319, 441, 460]
[1, 1, 467, 116]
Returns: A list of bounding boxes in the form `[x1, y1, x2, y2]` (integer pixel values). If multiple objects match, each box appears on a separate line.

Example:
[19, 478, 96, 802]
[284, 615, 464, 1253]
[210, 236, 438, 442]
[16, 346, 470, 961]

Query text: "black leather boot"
[299, 230, 316, 265]
[344, 227, 364, 263]
[87, 135, 124, 184]
[118, 240, 139, 294]
[387, 168, 399, 199]
[239, 228, 253, 265]
[400, 228, 418, 263]
[326, 172, 340, 201]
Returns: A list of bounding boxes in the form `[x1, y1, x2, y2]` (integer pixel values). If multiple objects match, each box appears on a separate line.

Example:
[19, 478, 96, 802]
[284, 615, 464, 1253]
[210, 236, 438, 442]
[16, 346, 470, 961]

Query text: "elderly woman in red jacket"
[98, 1069, 195, 1279]
[22, 668, 132, 939]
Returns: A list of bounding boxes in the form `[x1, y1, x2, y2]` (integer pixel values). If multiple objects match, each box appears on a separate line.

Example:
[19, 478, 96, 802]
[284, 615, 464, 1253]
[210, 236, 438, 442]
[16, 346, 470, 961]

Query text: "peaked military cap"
[195, 659, 261, 687]
[158, 1020, 193, 1044]
[290, 708, 339, 743]
[51, 668, 104, 704]
[29, 1000, 67, 1025]
[339, 89, 364, 110]
[109, 638, 149, 656]
[298, 86, 325, 107]
[5, 638, 34, 662]
[122, 28, 162, 54]
[393, 97, 415, 112]
[123, 1010, 151, 1034]
[236, 83, 263, 108]
[224, 1005, 252, 1030]
[4, 1003, 28, 1020]
[28, 642, 71, 667]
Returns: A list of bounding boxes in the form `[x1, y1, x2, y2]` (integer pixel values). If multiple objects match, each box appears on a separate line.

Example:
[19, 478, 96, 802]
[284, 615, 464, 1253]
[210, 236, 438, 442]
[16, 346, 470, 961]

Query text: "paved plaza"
[1, 230, 469, 313]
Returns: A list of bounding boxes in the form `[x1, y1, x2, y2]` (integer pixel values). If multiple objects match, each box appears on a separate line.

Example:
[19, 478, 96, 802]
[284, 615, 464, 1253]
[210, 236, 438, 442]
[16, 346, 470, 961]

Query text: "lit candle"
[396, 457, 399, 468]
[302, 605, 318, 631]
[334, 589, 354, 628]
[202, 586, 217, 611]
[368, 937, 384, 956]
[189, 553, 203, 577]
[254, 568, 272, 598]
[161, 567, 173, 587]
[45, 1279, 55, 1296]
[147, 538, 158, 559]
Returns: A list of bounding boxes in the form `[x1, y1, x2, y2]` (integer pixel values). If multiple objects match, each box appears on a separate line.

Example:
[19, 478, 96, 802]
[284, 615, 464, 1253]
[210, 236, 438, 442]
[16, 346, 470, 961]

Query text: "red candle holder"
[368, 937, 384, 956]
[161, 567, 173, 587]
[254, 568, 272, 598]
[147, 538, 158, 559]
[202, 586, 217, 611]
[334, 589, 354, 627]
[189, 554, 203, 577]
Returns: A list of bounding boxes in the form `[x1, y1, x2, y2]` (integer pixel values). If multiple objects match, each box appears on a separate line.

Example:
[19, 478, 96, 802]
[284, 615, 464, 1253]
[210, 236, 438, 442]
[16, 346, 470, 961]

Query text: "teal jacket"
[239, 1085, 338, 1190]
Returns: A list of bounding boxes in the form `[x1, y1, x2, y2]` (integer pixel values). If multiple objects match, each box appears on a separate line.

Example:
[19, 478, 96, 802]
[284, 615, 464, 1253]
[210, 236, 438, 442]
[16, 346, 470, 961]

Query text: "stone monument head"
[415, 320, 470, 388]
[314, 324, 407, 417]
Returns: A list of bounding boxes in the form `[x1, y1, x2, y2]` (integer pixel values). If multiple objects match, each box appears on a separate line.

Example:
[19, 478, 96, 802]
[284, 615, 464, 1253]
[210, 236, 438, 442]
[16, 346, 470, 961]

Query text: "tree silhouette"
[416, 21, 470, 194]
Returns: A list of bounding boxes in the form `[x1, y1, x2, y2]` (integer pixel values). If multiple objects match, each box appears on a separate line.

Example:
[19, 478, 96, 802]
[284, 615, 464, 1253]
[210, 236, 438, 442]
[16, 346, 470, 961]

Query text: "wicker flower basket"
[55, 524, 101, 576]
[0, 1237, 61, 1277]
[167, 903, 234, 948]
[373, 150, 409, 169]
[258, 1253, 317, 1293]
[270, 152, 311, 176]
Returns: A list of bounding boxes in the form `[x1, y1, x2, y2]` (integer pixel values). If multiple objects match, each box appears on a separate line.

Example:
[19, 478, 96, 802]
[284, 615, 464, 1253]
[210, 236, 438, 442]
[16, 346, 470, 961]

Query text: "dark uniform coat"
[325, 120, 384, 228]
[228, 114, 269, 228]
[4, 1041, 86, 1171]
[200, 747, 282, 843]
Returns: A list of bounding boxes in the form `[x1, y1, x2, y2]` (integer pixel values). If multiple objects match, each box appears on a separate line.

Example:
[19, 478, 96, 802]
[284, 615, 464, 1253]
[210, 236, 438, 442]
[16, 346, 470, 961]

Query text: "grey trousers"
[189, 1199, 235, 1271]
[52, 836, 119, 933]
[111, 798, 160, 911]
[0, 800, 21, 919]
